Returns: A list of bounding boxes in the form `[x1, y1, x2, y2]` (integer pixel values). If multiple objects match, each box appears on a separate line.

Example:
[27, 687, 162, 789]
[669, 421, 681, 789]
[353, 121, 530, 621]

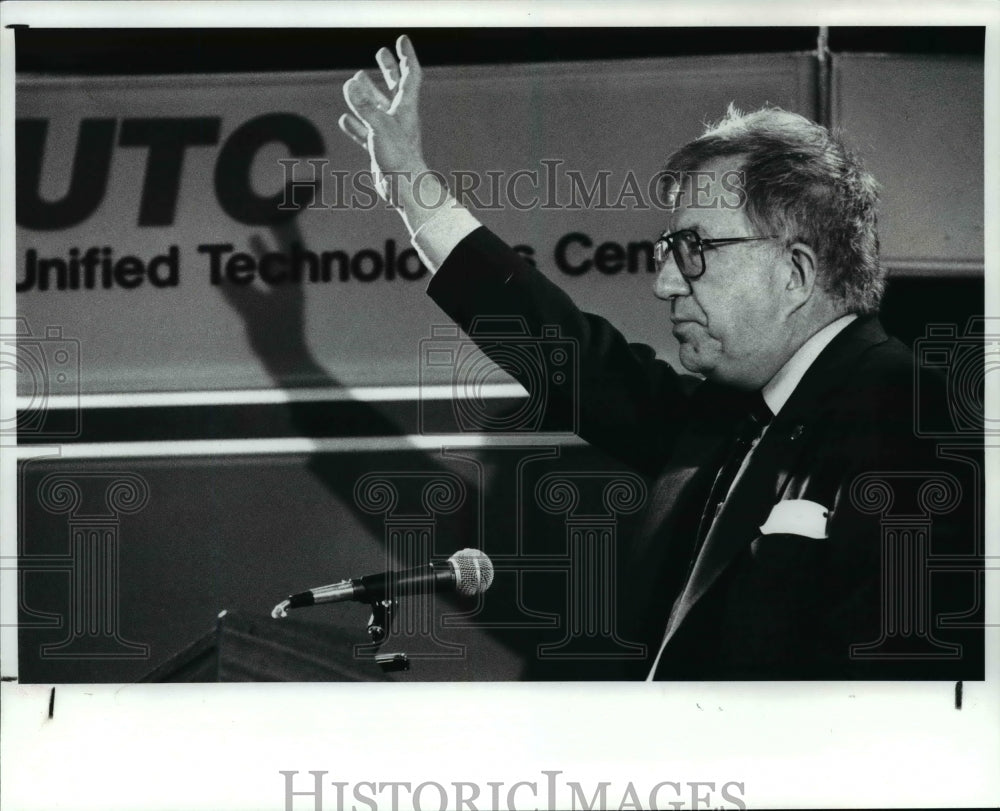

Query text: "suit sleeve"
[426, 226, 693, 476]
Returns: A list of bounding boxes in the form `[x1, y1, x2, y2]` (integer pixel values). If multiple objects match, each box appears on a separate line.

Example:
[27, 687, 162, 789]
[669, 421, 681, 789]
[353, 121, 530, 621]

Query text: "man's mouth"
[671, 320, 700, 339]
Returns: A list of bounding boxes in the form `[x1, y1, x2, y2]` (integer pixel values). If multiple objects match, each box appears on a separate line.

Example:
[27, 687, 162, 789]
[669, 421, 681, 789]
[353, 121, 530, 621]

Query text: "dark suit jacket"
[427, 226, 982, 680]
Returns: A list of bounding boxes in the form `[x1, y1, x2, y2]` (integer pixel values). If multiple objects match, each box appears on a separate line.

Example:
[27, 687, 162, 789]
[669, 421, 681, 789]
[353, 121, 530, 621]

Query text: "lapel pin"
[790, 425, 805, 441]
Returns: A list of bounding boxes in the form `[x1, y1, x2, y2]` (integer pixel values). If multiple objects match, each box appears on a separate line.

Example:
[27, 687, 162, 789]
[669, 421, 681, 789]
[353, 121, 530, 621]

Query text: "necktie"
[688, 390, 773, 572]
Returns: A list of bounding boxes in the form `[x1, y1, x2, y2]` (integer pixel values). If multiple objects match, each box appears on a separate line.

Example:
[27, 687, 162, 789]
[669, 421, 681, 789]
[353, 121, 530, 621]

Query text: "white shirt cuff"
[409, 200, 482, 274]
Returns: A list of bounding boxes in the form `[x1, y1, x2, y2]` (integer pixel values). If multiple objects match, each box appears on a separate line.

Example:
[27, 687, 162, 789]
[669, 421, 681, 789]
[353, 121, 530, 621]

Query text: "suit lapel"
[626, 428, 725, 602]
[662, 415, 808, 638]
[622, 385, 743, 635]
[661, 315, 891, 643]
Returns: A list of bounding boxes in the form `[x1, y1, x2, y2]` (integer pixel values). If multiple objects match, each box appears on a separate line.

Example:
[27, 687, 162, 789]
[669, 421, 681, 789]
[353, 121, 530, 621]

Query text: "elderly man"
[340, 37, 979, 679]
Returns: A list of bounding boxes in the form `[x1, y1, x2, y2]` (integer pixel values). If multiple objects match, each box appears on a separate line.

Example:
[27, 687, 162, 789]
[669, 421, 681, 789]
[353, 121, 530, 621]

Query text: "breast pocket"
[759, 498, 830, 539]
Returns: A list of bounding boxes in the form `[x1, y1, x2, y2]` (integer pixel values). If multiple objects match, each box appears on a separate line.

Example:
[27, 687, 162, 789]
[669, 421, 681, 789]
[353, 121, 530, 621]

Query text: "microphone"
[271, 548, 494, 618]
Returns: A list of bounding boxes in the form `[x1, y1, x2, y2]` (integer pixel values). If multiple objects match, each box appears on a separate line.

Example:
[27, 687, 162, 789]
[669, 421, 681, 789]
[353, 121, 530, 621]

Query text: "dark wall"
[15, 27, 983, 75]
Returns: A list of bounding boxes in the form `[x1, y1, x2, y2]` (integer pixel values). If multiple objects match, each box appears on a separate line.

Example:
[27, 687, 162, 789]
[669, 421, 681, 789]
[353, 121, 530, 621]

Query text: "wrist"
[394, 166, 453, 233]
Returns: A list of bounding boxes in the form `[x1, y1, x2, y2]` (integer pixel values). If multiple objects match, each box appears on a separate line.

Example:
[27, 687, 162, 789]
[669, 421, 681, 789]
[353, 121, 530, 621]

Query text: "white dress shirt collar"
[761, 314, 858, 416]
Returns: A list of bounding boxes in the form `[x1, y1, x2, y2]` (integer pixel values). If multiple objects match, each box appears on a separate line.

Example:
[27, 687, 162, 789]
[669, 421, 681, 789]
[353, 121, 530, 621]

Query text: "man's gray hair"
[664, 105, 884, 314]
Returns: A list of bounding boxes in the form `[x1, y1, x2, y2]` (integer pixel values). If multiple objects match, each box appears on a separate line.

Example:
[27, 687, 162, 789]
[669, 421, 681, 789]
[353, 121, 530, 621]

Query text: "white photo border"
[1, 2, 997, 810]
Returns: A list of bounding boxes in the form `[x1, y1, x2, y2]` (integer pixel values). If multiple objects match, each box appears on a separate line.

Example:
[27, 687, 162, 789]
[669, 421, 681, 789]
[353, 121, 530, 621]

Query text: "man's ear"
[785, 242, 818, 309]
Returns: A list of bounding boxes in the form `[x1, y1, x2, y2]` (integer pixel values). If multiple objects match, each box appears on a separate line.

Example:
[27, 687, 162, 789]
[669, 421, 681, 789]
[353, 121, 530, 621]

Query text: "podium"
[139, 610, 390, 682]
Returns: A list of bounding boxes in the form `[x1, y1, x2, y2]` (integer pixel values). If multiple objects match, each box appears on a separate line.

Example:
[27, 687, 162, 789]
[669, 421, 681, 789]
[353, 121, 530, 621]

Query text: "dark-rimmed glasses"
[653, 229, 779, 280]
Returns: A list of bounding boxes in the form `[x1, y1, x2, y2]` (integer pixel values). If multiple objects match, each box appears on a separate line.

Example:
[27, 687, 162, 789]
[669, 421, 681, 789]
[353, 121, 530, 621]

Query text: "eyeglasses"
[653, 229, 779, 280]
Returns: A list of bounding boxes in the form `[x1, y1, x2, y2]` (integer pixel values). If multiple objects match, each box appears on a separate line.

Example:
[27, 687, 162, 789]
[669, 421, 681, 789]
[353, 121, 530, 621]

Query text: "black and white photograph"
[1, 3, 997, 810]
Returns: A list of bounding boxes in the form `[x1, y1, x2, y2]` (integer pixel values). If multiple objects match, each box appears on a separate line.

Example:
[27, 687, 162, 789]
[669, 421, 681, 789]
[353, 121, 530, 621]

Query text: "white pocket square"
[759, 499, 830, 539]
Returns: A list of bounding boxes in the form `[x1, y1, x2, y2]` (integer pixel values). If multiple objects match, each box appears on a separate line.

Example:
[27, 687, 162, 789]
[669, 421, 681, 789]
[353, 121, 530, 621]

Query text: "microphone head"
[447, 548, 494, 596]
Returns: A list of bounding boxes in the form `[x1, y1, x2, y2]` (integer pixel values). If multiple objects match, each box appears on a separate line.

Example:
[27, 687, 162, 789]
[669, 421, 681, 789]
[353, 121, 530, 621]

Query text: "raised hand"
[340, 35, 427, 206]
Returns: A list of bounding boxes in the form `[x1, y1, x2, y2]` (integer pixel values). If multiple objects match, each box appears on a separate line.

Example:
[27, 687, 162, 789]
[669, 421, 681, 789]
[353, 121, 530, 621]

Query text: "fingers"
[338, 112, 368, 147]
[397, 34, 422, 76]
[395, 34, 423, 107]
[357, 69, 391, 109]
[343, 70, 391, 124]
[341, 36, 421, 151]
[376, 47, 400, 91]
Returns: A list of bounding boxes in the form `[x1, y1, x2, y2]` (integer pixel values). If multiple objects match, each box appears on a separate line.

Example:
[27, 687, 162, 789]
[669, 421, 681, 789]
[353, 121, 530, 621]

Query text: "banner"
[16, 55, 817, 394]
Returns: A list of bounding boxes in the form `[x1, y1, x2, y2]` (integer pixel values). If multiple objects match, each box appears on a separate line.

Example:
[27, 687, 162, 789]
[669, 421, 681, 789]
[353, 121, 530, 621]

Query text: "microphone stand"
[367, 598, 410, 674]
[366, 598, 393, 645]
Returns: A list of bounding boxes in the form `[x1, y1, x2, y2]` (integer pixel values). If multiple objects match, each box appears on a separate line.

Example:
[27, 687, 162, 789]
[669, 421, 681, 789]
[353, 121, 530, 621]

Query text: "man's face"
[654, 159, 787, 389]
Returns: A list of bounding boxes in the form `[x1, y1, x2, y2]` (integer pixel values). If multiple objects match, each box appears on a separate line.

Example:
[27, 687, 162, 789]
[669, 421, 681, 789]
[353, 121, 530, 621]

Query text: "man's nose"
[653, 255, 690, 300]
